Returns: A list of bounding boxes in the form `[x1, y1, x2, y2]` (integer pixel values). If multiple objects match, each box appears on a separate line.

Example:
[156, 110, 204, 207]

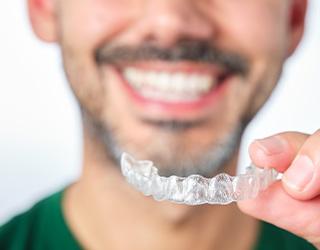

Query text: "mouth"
[111, 61, 235, 119]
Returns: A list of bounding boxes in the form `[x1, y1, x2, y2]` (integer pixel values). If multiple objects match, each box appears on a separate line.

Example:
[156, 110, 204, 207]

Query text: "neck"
[63, 128, 259, 250]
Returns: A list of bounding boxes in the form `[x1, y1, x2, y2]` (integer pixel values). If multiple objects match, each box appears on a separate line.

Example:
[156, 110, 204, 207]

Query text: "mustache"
[95, 40, 249, 76]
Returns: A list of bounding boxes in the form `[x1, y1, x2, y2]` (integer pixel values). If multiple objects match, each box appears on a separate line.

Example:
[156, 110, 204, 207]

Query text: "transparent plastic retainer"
[121, 153, 282, 205]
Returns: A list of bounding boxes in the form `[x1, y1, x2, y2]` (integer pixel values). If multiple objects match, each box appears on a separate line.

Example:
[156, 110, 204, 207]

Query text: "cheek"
[208, 1, 289, 59]
[211, 2, 290, 118]
[58, 0, 141, 117]
[59, 0, 138, 51]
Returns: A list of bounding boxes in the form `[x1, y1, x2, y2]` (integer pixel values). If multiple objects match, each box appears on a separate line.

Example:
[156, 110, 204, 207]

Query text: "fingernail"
[283, 155, 315, 192]
[255, 136, 287, 155]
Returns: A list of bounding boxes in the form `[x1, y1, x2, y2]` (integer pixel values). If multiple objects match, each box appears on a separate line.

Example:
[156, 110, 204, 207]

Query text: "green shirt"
[0, 191, 316, 250]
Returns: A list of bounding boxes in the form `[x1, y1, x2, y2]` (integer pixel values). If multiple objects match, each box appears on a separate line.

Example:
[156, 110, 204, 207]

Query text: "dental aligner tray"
[121, 153, 281, 205]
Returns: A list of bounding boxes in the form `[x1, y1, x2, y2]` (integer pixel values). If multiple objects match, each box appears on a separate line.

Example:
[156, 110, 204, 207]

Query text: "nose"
[122, 0, 215, 46]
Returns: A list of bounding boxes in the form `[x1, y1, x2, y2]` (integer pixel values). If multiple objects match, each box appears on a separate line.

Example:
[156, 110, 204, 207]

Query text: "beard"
[64, 39, 249, 178]
[82, 108, 245, 178]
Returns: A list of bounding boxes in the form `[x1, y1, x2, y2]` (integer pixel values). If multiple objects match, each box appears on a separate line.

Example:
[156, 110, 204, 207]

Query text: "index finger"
[249, 131, 308, 172]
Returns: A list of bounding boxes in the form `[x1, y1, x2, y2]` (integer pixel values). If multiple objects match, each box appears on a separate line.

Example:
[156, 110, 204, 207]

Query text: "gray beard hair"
[83, 111, 244, 178]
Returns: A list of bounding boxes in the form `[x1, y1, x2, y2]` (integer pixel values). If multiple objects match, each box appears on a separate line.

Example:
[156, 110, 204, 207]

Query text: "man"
[0, 0, 319, 249]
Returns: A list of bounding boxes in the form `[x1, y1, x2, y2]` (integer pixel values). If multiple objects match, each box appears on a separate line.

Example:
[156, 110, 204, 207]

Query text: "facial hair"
[82, 39, 249, 177]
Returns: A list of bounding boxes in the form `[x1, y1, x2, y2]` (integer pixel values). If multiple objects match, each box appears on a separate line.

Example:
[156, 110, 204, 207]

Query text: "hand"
[238, 130, 320, 249]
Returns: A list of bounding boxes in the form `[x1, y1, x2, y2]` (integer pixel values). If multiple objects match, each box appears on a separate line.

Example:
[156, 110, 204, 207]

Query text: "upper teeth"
[123, 67, 217, 102]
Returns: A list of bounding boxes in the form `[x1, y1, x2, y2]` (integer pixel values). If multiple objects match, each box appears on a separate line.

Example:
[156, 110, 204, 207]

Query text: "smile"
[123, 67, 217, 102]
[112, 61, 233, 119]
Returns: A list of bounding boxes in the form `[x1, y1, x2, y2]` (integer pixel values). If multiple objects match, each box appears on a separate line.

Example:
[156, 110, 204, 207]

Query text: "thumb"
[249, 130, 320, 200]
[281, 130, 320, 200]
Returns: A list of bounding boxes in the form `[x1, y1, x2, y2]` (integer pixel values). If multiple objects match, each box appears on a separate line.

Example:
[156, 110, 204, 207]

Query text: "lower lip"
[115, 69, 231, 117]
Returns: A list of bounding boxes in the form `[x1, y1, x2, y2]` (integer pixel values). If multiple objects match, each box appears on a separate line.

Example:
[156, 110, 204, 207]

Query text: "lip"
[109, 61, 234, 120]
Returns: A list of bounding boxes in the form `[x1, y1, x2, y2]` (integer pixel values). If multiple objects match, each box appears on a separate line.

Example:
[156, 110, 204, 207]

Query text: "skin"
[239, 131, 320, 249]
[27, 0, 320, 249]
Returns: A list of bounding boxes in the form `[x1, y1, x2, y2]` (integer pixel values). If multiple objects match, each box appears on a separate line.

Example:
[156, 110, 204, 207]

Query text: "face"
[32, 0, 305, 177]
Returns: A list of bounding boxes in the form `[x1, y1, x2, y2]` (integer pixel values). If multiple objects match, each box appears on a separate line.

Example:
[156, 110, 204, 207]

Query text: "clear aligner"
[121, 153, 281, 205]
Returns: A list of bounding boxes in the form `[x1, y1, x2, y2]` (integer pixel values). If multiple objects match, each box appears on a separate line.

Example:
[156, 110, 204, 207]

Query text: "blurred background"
[0, 1, 319, 224]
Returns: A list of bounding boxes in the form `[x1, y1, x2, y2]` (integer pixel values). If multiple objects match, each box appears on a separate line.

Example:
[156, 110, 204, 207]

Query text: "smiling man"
[0, 0, 319, 249]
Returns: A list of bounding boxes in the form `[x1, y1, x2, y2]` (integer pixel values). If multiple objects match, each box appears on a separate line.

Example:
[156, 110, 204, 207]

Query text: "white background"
[0, 1, 319, 224]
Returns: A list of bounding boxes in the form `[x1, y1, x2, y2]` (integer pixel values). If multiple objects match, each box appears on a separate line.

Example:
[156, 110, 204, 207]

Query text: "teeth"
[171, 73, 185, 92]
[123, 67, 217, 102]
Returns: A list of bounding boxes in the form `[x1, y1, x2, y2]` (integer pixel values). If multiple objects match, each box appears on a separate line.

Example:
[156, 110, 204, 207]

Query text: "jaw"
[79, 60, 250, 179]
